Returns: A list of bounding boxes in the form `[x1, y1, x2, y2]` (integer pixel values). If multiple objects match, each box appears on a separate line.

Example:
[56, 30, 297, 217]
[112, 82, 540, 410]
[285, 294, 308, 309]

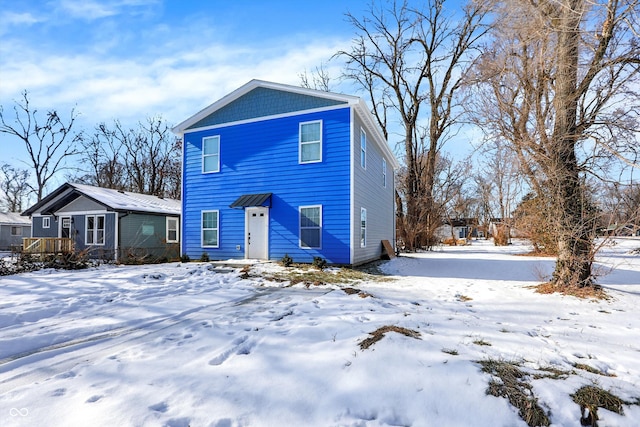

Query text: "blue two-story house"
[173, 80, 398, 265]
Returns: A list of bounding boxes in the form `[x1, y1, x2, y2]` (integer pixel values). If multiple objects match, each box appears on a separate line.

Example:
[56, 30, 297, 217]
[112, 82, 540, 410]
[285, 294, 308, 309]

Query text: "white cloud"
[0, 36, 349, 130]
[55, 0, 160, 21]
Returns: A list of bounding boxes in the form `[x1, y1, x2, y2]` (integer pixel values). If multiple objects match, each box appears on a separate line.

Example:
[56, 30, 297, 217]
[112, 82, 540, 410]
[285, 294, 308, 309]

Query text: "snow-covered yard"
[1, 239, 639, 427]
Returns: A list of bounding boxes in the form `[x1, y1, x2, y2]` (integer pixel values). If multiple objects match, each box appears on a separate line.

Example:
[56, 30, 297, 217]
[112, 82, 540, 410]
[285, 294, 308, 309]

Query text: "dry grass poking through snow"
[478, 359, 551, 427]
[534, 282, 610, 299]
[358, 325, 421, 350]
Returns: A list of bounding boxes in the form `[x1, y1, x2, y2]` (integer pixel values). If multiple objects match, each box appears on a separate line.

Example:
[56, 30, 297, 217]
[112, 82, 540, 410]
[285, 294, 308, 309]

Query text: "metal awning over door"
[229, 193, 272, 209]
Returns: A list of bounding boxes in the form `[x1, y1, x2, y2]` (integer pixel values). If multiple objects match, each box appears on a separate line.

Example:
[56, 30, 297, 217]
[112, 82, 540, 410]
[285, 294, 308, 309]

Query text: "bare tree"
[75, 116, 181, 198]
[299, 63, 333, 92]
[0, 163, 31, 212]
[76, 122, 127, 190]
[0, 90, 82, 202]
[337, 0, 489, 250]
[470, 0, 640, 288]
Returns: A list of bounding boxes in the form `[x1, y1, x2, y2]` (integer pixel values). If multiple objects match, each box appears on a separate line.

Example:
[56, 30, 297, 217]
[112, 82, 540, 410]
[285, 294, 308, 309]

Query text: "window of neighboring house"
[11, 226, 21, 236]
[300, 205, 322, 248]
[360, 128, 366, 169]
[202, 211, 219, 247]
[166, 217, 179, 243]
[86, 215, 105, 245]
[299, 121, 322, 164]
[360, 208, 367, 248]
[42, 217, 50, 228]
[202, 136, 220, 173]
[382, 158, 387, 188]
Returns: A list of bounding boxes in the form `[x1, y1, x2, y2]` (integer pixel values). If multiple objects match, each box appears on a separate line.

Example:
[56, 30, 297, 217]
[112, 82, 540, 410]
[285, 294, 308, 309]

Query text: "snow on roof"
[0, 211, 31, 225]
[69, 183, 181, 215]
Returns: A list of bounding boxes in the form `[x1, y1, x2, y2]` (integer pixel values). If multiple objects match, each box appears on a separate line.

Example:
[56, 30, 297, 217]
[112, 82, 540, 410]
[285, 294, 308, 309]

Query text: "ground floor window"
[202, 211, 219, 247]
[86, 215, 105, 245]
[360, 208, 367, 248]
[166, 217, 179, 243]
[11, 226, 22, 236]
[300, 205, 322, 249]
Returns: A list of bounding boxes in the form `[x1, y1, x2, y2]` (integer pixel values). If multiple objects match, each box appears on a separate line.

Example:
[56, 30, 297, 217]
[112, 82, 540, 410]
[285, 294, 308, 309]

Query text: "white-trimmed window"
[360, 128, 367, 169]
[382, 158, 387, 188]
[202, 136, 220, 173]
[11, 226, 22, 236]
[202, 211, 219, 248]
[360, 208, 367, 248]
[86, 215, 105, 245]
[300, 205, 322, 249]
[42, 217, 50, 228]
[166, 217, 179, 243]
[299, 121, 322, 163]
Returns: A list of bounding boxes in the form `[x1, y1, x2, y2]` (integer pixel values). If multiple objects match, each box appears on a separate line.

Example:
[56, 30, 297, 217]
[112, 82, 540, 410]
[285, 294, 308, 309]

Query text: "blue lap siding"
[182, 106, 352, 264]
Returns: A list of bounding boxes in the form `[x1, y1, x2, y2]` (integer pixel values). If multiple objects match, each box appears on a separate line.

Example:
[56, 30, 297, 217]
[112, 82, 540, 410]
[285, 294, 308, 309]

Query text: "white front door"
[246, 207, 268, 259]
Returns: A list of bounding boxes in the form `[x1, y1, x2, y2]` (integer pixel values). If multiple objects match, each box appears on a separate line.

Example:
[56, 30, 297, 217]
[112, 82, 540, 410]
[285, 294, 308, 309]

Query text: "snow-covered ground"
[1, 239, 639, 427]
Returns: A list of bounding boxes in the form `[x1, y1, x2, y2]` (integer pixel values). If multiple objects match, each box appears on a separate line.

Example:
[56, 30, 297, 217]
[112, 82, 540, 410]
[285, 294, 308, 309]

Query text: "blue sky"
[0, 0, 376, 168]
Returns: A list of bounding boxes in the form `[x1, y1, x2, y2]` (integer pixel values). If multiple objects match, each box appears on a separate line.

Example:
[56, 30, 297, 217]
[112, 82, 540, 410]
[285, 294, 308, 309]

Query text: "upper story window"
[382, 158, 387, 188]
[203, 136, 220, 173]
[42, 217, 50, 228]
[299, 121, 322, 164]
[166, 217, 179, 243]
[360, 128, 367, 169]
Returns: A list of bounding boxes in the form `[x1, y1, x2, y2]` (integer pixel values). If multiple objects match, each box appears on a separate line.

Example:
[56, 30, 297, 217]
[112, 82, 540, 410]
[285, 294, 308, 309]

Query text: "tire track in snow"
[0, 286, 333, 392]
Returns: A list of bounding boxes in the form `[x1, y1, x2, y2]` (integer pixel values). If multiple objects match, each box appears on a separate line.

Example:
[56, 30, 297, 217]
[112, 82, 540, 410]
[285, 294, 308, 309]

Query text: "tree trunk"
[549, 0, 594, 288]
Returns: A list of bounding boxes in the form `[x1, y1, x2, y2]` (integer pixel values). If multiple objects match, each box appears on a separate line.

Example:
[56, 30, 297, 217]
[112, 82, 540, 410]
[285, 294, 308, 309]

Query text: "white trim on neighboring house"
[50, 210, 109, 216]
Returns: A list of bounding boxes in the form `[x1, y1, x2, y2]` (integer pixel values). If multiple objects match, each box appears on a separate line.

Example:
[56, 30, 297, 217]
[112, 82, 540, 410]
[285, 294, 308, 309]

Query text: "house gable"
[57, 195, 107, 213]
[187, 87, 348, 130]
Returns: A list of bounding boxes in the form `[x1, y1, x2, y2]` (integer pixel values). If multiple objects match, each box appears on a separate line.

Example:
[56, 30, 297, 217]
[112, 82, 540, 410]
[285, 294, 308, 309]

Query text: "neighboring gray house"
[22, 183, 181, 262]
[0, 212, 31, 251]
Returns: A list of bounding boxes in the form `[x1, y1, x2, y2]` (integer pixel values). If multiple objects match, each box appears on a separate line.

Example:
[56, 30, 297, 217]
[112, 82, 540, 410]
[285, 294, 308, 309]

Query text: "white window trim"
[360, 128, 367, 169]
[299, 120, 323, 164]
[42, 217, 50, 229]
[166, 217, 179, 243]
[299, 205, 322, 249]
[85, 214, 106, 246]
[201, 210, 219, 248]
[360, 207, 367, 248]
[202, 135, 220, 174]
[382, 158, 387, 188]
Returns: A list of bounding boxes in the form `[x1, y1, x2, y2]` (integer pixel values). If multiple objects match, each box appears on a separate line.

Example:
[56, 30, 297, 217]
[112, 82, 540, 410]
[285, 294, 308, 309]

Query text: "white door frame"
[245, 207, 269, 259]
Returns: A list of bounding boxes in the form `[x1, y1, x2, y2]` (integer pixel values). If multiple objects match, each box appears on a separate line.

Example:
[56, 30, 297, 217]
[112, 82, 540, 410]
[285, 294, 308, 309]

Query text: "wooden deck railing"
[22, 238, 74, 254]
